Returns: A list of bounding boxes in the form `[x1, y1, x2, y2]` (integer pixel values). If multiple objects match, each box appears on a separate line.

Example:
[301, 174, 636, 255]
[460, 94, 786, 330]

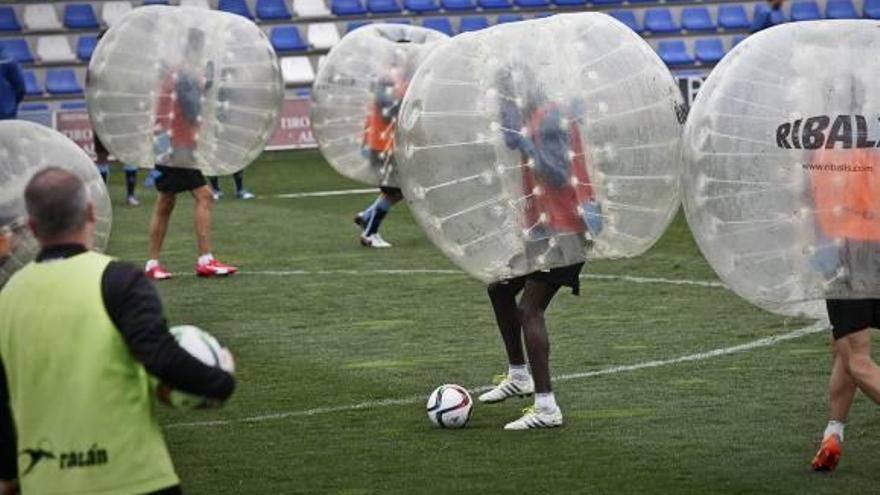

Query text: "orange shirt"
[154, 67, 200, 149]
[810, 148, 880, 241]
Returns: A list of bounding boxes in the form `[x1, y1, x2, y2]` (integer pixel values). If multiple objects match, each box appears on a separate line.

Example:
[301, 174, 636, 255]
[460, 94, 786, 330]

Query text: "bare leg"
[829, 340, 857, 422]
[192, 185, 213, 256]
[518, 279, 561, 394]
[487, 278, 527, 366]
[839, 329, 880, 404]
[148, 192, 176, 260]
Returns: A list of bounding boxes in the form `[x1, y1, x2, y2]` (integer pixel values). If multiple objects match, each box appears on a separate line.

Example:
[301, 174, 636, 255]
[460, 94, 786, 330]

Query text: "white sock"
[534, 392, 557, 412]
[198, 253, 214, 266]
[508, 364, 529, 382]
[145, 259, 159, 271]
[824, 420, 845, 442]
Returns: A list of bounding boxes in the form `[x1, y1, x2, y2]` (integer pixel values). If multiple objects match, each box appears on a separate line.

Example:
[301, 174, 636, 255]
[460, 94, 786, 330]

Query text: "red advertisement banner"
[267, 98, 317, 150]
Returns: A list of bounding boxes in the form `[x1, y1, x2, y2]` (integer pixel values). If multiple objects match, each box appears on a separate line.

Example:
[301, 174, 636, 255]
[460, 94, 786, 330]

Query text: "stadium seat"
[307, 23, 339, 49]
[45, 69, 83, 95]
[865, 0, 880, 18]
[0, 39, 33, 63]
[180, 0, 211, 7]
[140, 0, 169, 5]
[368, 0, 402, 13]
[790, 1, 821, 21]
[294, 0, 332, 17]
[37, 36, 76, 63]
[60, 101, 87, 110]
[422, 17, 454, 36]
[256, 0, 292, 19]
[591, 0, 623, 5]
[731, 35, 747, 47]
[479, 0, 512, 9]
[23, 4, 62, 31]
[629, 0, 659, 4]
[681, 7, 715, 31]
[717, 5, 750, 30]
[19, 102, 49, 112]
[441, 0, 477, 11]
[102, 2, 133, 26]
[610, 10, 641, 32]
[64, 4, 99, 29]
[657, 40, 693, 66]
[280, 56, 314, 84]
[694, 38, 724, 64]
[386, 18, 411, 23]
[459, 16, 489, 32]
[553, 0, 586, 6]
[219, 0, 254, 18]
[76, 35, 97, 61]
[333, 0, 367, 15]
[22, 71, 42, 96]
[0, 7, 21, 32]
[497, 14, 523, 23]
[826, 0, 858, 18]
[346, 20, 371, 32]
[405, 0, 440, 13]
[516, 0, 549, 8]
[644, 9, 679, 34]
[271, 26, 308, 52]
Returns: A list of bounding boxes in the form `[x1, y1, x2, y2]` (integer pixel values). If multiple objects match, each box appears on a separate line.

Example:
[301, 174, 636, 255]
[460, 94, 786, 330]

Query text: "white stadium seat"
[293, 0, 330, 17]
[307, 23, 339, 50]
[102, 1, 133, 26]
[180, 0, 211, 8]
[23, 4, 62, 31]
[281, 56, 315, 84]
[37, 35, 76, 63]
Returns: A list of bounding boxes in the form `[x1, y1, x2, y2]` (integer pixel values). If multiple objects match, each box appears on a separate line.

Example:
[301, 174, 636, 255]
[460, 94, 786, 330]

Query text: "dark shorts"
[379, 186, 402, 196]
[498, 263, 585, 296]
[94, 132, 108, 157]
[826, 299, 880, 340]
[154, 165, 207, 194]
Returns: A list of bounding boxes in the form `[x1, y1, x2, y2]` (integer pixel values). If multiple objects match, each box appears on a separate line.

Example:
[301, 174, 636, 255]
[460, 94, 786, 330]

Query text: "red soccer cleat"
[196, 258, 238, 278]
[145, 263, 173, 281]
[811, 434, 842, 472]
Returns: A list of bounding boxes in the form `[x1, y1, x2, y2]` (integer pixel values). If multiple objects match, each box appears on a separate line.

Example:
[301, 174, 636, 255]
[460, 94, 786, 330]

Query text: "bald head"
[24, 167, 92, 244]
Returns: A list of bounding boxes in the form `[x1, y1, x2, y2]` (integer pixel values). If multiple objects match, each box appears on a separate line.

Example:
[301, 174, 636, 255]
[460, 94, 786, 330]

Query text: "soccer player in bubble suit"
[478, 65, 603, 430]
[352, 53, 413, 249]
[145, 28, 238, 280]
[806, 76, 880, 471]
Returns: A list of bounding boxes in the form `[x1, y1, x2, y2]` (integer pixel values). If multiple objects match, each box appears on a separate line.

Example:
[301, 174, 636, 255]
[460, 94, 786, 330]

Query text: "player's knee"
[194, 187, 213, 204]
[846, 352, 877, 377]
[156, 194, 176, 215]
[517, 300, 543, 326]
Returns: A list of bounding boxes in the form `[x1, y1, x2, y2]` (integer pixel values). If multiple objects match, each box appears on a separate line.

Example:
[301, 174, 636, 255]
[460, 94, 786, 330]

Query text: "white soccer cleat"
[503, 405, 563, 431]
[360, 234, 392, 248]
[478, 374, 534, 403]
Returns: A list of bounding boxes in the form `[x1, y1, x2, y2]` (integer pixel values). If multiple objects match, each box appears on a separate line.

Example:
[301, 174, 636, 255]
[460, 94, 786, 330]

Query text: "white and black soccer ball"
[157, 325, 235, 409]
[426, 384, 473, 428]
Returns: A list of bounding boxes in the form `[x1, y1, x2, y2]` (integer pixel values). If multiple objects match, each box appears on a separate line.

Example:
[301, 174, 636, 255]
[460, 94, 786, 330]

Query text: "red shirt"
[154, 67, 200, 149]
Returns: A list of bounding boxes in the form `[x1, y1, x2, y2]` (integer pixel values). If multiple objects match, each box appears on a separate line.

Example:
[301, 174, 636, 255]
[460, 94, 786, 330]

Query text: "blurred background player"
[751, 0, 785, 33]
[0, 167, 235, 495]
[353, 57, 411, 248]
[478, 66, 602, 430]
[0, 46, 24, 121]
[208, 171, 254, 200]
[146, 28, 237, 280]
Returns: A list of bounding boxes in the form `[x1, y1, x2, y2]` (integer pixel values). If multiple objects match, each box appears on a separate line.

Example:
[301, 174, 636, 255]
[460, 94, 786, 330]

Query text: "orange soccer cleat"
[145, 263, 173, 281]
[811, 434, 842, 472]
[196, 258, 238, 278]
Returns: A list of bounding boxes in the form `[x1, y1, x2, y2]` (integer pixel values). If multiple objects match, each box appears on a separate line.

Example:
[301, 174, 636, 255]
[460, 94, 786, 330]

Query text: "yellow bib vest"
[0, 252, 179, 495]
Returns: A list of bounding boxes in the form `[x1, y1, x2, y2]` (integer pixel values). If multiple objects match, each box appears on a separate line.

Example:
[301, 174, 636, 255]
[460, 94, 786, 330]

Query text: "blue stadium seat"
[695, 38, 724, 64]
[516, 0, 549, 7]
[717, 5, 750, 29]
[753, 3, 787, 24]
[422, 17, 454, 35]
[441, 0, 476, 11]
[334, 0, 368, 15]
[790, 1, 821, 21]
[140, 0, 169, 5]
[64, 4, 99, 29]
[629, 0, 659, 4]
[479, 0, 512, 9]
[45, 69, 82, 95]
[60, 101, 87, 110]
[610, 10, 641, 32]
[0, 39, 33, 64]
[346, 20, 371, 32]
[865, 0, 880, 18]
[386, 18, 411, 23]
[681, 7, 715, 31]
[219, 0, 254, 18]
[405, 0, 440, 13]
[826, 0, 858, 18]
[644, 9, 679, 33]
[497, 14, 523, 23]
[731, 35, 747, 47]
[19, 103, 49, 112]
[657, 40, 693, 66]
[591, 0, 623, 5]
[553, 0, 586, 5]
[459, 16, 489, 32]
[271, 26, 308, 52]
[76, 35, 97, 61]
[0, 7, 21, 32]
[256, 0, 292, 20]
[368, 0, 402, 13]
[22, 71, 41, 96]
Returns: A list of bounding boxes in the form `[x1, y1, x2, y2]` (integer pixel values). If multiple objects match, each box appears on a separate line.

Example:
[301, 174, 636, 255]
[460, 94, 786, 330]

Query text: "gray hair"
[24, 167, 89, 240]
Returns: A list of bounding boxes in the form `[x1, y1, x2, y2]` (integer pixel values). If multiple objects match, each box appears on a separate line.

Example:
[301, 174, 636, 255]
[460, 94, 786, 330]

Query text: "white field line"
[272, 188, 378, 199]
[165, 320, 826, 429]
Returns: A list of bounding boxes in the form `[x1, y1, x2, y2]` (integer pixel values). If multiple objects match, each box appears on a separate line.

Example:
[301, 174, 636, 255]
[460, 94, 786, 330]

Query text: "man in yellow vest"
[0, 167, 236, 494]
